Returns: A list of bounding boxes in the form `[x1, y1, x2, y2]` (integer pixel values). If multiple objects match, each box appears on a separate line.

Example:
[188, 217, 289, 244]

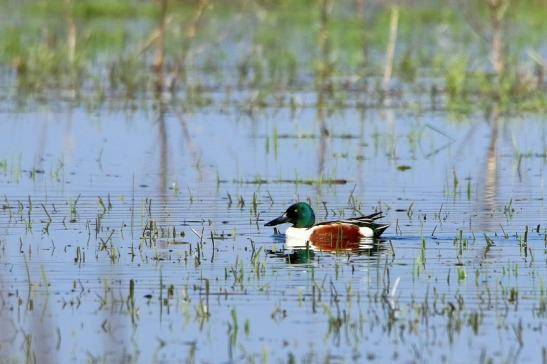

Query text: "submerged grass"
[0, 184, 546, 362]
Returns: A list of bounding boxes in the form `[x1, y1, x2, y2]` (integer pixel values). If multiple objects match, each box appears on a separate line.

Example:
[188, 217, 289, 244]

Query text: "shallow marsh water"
[0, 1, 546, 363]
[0, 102, 545, 363]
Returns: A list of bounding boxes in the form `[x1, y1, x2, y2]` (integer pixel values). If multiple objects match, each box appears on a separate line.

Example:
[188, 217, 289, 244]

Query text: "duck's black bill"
[264, 213, 288, 226]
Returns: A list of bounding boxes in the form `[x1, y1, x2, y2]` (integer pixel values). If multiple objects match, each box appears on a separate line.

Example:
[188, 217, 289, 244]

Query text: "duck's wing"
[314, 211, 385, 227]
[313, 211, 390, 238]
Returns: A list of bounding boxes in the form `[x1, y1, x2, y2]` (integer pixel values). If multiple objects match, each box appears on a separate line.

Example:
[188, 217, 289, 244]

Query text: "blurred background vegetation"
[0, 0, 545, 111]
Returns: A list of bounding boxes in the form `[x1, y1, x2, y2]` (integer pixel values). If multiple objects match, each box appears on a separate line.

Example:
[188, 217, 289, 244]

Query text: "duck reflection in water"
[278, 237, 387, 264]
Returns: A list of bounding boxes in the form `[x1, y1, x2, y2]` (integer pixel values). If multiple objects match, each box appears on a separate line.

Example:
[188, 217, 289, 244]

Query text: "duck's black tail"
[372, 223, 390, 238]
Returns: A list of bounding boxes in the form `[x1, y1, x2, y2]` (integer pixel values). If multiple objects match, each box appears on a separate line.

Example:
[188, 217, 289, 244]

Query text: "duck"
[264, 202, 389, 246]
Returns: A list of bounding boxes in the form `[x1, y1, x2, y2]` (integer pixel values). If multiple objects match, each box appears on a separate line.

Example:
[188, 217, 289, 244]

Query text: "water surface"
[0, 102, 545, 363]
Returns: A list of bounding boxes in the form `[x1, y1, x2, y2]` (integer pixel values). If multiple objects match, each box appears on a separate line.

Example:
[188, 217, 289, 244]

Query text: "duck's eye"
[294, 209, 298, 213]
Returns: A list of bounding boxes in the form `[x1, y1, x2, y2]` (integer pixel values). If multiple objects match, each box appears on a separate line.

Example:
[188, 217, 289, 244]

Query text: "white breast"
[285, 227, 314, 249]
[285, 227, 313, 240]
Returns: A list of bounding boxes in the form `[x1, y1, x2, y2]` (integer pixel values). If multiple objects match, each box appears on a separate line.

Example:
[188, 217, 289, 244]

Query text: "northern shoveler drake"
[264, 202, 389, 246]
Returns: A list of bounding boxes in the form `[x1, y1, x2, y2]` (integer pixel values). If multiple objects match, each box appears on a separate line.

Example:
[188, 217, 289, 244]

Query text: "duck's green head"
[265, 202, 315, 228]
